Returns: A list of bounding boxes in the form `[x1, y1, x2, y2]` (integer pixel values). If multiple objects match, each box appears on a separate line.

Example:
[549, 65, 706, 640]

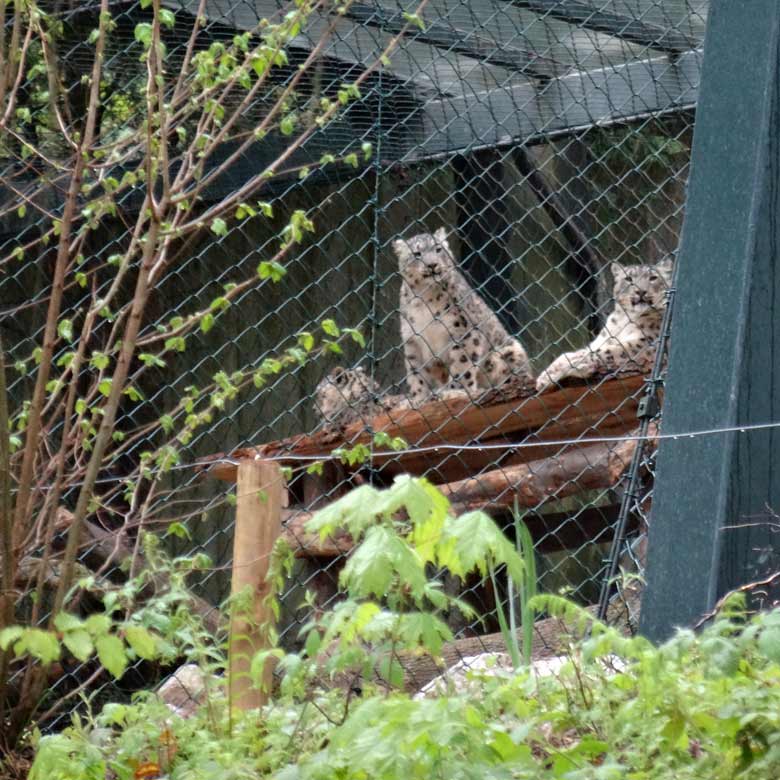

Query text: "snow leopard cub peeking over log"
[314, 366, 402, 427]
[536, 258, 673, 393]
[393, 227, 533, 406]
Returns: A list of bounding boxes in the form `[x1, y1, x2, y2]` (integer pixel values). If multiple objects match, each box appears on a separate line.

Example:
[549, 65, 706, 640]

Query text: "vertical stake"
[228, 459, 283, 711]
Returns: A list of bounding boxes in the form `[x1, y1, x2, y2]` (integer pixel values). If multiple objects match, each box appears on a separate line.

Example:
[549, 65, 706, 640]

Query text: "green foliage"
[30, 576, 780, 780]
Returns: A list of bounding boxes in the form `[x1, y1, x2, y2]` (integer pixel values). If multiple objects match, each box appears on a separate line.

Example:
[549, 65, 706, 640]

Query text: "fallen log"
[280, 434, 639, 557]
[314, 585, 642, 695]
[439, 436, 638, 511]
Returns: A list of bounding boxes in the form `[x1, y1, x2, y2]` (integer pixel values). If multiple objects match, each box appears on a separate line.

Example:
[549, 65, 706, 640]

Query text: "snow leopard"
[393, 227, 533, 405]
[536, 258, 673, 392]
[314, 366, 402, 426]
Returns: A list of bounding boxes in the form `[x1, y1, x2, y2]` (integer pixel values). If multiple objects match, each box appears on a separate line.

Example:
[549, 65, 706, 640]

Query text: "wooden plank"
[228, 460, 283, 711]
[200, 374, 649, 483]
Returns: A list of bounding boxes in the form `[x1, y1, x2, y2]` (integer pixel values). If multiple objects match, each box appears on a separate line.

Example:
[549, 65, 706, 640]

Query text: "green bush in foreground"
[26, 477, 780, 779]
[29, 595, 780, 780]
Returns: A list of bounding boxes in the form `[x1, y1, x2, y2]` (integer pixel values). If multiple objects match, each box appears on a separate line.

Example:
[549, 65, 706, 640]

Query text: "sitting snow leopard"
[314, 366, 402, 426]
[536, 258, 673, 393]
[394, 227, 533, 405]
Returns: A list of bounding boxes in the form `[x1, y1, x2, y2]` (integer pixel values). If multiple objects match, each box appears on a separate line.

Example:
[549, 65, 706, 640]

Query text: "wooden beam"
[228, 460, 283, 711]
[438, 436, 637, 511]
[282, 502, 627, 559]
[279, 430, 641, 559]
[506, 0, 699, 54]
[200, 374, 649, 483]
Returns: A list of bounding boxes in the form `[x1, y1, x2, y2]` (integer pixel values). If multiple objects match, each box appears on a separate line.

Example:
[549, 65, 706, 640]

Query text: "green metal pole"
[641, 2, 780, 641]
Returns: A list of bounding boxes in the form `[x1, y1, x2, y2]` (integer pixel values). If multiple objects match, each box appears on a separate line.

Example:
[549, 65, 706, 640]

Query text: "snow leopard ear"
[656, 257, 674, 278]
[434, 226, 449, 245]
[610, 262, 627, 281]
[392, 238, 410, 259]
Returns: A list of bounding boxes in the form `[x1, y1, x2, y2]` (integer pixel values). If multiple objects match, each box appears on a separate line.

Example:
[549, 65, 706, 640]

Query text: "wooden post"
[228, 459, 283, 710]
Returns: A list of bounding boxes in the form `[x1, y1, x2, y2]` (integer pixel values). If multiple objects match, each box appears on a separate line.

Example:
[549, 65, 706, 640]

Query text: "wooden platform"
[199, 373, 659, 559]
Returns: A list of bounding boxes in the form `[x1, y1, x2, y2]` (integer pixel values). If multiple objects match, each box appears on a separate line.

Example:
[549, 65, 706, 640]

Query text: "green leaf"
[23, 629, 61, 666]
[124, 626, 157, 661]
[96, 635, 128, 679]
[57, 319, 73, 342]
[250, 648, 285, 688]
[124, 386, 144, 402]
[758, 627, 780, 664]
[85, 614, 111, 637]
[344, 328, 365, 347]
[210, 218, 228, 237]
[159, 8, 175, 28]
[90, 351, 110, 370]
[321, 319, 340, 337]
[200, 313, 214, 333]
[98, 379, 112, 397]
[341, 526, 426, 600]
[307, 484, 381, 540]
[258, 260, 286, 282]
[17, 204, 26, 218]
[377, 655, 404, 688]
[63, 631, 94, 663]
[166, 521, 191, 540]
[403, 11, 425, 29]
[134, 22, 152, 47]
[139, 353, 166, 368]
[304, 629, 322, 658]
[54, 613, 84, 633]
[0, 626, 23, 651]
[439, 510, 525, 583]
[297, 331, 315, 352]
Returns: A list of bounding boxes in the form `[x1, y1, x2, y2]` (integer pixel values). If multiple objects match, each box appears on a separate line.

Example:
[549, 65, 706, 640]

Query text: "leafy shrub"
[27, 476, 780, 780]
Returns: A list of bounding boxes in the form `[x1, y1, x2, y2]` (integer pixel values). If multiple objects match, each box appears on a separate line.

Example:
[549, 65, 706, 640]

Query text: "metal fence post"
[641, 2, 780, 641]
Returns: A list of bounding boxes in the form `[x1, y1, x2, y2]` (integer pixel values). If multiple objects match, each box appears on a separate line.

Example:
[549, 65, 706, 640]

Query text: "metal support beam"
[406, 49, 701, 159]
[512, 147, 601, 335]
[453, 150, 521, 334]
[343, 3, 556, 79]
[507, 0, 699, 54]
[641, 3, 780, 642]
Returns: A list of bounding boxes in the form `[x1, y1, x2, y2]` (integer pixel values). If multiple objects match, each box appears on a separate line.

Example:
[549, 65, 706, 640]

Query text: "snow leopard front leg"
[536, 348, 600, 393]
[443, 339, 484, 399]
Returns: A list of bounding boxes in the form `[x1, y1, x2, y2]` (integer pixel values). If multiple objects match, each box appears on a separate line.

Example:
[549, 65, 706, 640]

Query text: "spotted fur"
[393, 227, 533, 406]
[314, 366, 401, 426]
[536, 258, 673, 392]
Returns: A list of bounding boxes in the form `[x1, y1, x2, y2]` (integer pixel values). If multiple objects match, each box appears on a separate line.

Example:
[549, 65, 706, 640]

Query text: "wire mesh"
[0, 0, 707, 727]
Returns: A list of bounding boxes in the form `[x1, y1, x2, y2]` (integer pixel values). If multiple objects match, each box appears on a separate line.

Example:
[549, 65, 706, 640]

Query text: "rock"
[156, 664, 218, 718]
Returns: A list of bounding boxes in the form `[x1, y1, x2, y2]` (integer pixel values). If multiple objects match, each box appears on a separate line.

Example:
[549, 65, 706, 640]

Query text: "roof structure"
[164, 0, 707, 160]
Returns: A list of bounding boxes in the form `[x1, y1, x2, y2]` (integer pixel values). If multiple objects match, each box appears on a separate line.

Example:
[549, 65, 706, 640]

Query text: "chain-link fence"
[0, 0, 706, 729]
